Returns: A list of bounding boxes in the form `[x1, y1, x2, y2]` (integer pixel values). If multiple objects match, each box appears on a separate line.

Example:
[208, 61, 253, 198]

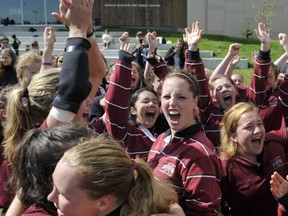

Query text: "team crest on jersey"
[268, 98, 278, 107]
[271, 156, 284, 171]
[160, 161, 175, 177]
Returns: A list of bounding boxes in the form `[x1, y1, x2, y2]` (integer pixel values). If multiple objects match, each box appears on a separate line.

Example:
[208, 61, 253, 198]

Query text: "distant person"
[101, 29, 113, 49]
[30, 41, 42, 56]
[231, 73, 244, 86]
[0, 37, 13, 53]
[0, 48, 18, 88]
[132, 31, 148, 69]
[164, 38, 185, 70]
[25, 44, 31, 52]
[11, 35, 21, 56]
[54, 53, 64, 67]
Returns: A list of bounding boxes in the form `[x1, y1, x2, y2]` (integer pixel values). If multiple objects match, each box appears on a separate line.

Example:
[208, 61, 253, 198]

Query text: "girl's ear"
[209, 88, 217, 103]
[229, 132, 238, 143]
[130, 107, 136, 116]
[96, 194, 115, 213]
[193, 96, 199, 107]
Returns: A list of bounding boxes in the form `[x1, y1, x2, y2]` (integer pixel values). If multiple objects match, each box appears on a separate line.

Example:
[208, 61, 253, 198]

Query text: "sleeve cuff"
[278, 193, 288, 209]
[118, 50, 135, 63]
[258, 49, 270, 60]
[188, 49, 201, 60]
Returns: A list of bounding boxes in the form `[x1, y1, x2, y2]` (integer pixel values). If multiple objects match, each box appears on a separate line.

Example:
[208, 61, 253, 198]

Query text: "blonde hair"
[219, 102, 259, 159]
[16, 52, 42, 87]
[62, 135, 177, 216]
[4, 68, 60, 162]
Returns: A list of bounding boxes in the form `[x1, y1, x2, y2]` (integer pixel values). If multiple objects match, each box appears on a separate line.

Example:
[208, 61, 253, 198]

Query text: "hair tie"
[131, 159, 139, 181]
[22, 88, 30, 109]
[22, 88, 29, 98]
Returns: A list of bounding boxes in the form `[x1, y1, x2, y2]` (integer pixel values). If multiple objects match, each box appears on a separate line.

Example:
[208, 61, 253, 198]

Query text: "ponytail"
[121, 159, 178, 216]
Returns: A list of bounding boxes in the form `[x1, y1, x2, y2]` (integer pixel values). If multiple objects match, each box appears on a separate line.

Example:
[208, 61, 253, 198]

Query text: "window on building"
[0, 0, 59, 25]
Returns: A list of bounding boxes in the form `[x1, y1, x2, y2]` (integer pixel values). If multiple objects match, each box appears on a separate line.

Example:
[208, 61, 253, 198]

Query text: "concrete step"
[18, 48, 214, 60]
[104, 56, 248, 69]
[17, 47, 247, 69]
[203, 58, 248, 69]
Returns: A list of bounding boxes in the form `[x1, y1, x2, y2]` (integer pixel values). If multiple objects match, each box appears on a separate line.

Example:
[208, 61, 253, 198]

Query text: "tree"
[253, 0, 276, 30]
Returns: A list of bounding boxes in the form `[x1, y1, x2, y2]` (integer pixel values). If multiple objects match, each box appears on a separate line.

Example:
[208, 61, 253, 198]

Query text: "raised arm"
[277, 33, 288, 125]
[40, 27, 56, 72]
[47, 0, 93, 127]
[209, 43, 241, 82]
[104, 33, 135, 140]
[86, 23, 106, 101]
[246, 23, 271, 106]
[278, 33, 288, 58]
[52, 2, 105, 102]
[274, 53, 288, 70]
[225, 55, 240, 78]
[184, 21, 211, 110]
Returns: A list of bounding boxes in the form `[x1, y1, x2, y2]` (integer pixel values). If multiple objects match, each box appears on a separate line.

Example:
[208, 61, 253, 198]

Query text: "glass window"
[23, 0, 45, 24]
[0, 0, 22, 25]
[0, 0, 68, 25]
[46, 0, 60, 25]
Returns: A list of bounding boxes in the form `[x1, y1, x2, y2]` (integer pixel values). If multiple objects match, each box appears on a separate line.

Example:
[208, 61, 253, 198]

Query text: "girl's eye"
[216, 86, 222, 91]
[224, 83, 232, 88]
[257, 121, 263, 126]
[244, 126, 252, 130]
[162, 95, 170, 100]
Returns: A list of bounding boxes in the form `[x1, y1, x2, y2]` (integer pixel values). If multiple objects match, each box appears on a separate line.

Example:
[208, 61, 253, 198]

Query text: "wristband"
[87, 30, 94, 38]
[87, 35, 96, 44]
[42, 62, 52, 66]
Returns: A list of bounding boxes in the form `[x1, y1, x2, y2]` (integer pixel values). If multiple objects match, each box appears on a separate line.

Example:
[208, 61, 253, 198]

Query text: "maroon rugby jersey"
[185, 49, 271, 148]
[0, 125, 13, 210]
[94, 54, 156, 160]
[259, 87, 285, 132]
[279, 73, 288, 127]
[220, 129, 288, 216]
[148, 123, 224, 216]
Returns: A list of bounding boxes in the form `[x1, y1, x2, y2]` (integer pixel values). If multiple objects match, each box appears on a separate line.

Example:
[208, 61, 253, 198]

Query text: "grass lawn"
[100, 27, 285, 86]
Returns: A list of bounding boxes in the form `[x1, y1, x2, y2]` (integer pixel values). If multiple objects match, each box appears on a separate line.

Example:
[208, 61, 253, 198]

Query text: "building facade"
[187, 0, 288, 38]
[1, 0, 287, 38]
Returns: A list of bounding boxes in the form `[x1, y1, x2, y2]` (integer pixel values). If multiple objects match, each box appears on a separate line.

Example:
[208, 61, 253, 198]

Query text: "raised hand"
[51, 0, 66, 24]
[52, 0, 94, 37]
[185, 21, 203, 51]
[147, 31, 158, 55]
[270, 171, 288, 200]
[228, 43, 241, 57]
[119, 32, 129, 47]
[254, 23, 271, 51]
[43, 27, 56, 50]
[278, 33, 288, 53]
[120, 43, 133, 54]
